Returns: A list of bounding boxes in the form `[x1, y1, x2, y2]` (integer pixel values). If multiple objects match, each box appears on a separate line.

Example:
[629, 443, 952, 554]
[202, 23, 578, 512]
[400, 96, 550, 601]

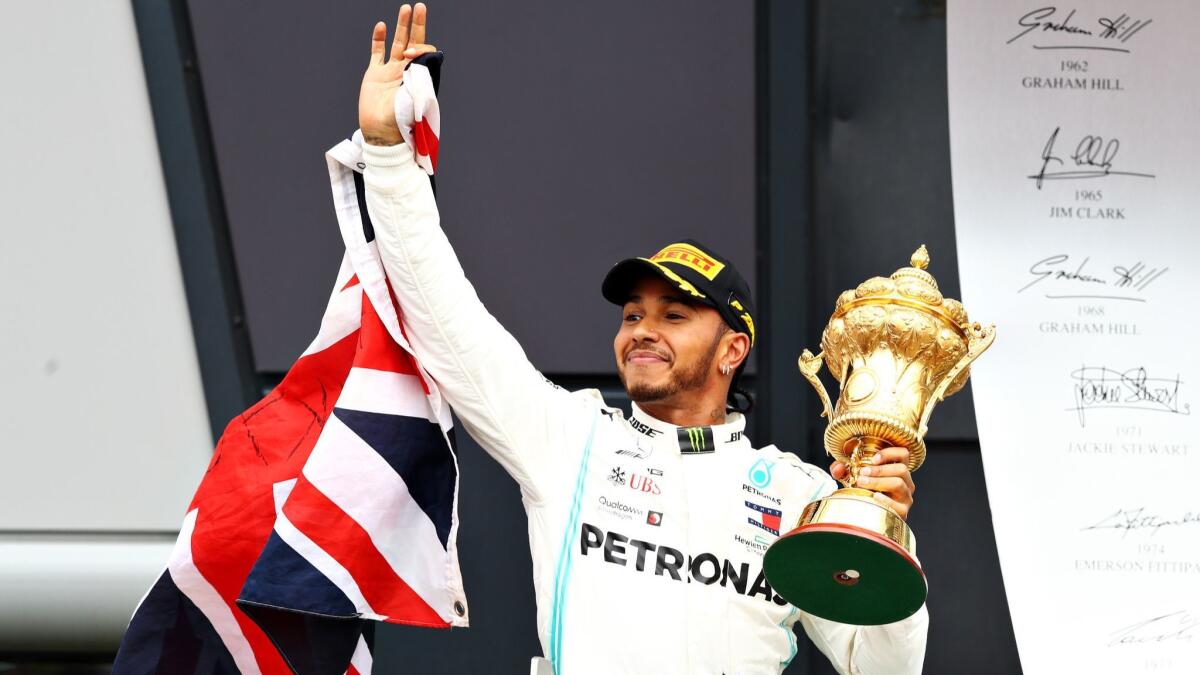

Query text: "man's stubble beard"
[621, 331, 722, 404]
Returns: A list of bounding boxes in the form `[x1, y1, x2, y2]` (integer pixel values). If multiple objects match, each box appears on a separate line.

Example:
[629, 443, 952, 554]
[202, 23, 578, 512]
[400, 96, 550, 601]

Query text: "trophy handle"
[798, 349, 834, 419]
[917, 322, 997, 437]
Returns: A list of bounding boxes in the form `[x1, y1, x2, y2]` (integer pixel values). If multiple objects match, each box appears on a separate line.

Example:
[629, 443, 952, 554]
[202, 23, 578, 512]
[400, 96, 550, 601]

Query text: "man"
[358, 5, 927, 673]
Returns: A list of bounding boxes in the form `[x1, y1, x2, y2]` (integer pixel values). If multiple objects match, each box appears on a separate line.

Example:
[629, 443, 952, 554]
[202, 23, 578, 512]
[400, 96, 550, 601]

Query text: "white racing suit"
[361, 140, 928, 675]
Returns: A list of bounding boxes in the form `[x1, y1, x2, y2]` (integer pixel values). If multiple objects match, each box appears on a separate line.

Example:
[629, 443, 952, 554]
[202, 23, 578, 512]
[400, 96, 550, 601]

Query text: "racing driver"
[358, 4, 928, 674]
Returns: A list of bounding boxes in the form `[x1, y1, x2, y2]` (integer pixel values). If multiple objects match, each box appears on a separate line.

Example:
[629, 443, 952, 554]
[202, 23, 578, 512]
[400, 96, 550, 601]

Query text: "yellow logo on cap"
[730, 299, 756, 346]
[639, 260, 707, 300]
[649, 243, 726, 281]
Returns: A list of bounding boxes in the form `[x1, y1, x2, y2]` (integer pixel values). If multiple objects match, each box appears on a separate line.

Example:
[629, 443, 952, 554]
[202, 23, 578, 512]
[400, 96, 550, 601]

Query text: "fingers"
[370, 21, 387, 64]
[858, 461, 915, 494]
[391, 4, 413, 61]
[872, 491, 910, 520]
[410, 2, 428, 46]
[403, 43, 438, 59]
[854, 474, 908, 495]
[857, 446, 916, 519]
[870, 446, 911, 468]
[829, 461, 848, 480]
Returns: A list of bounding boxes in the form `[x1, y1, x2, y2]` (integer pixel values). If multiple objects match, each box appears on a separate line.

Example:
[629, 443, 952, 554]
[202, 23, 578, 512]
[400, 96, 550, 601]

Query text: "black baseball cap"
[601, 239, 756, 346]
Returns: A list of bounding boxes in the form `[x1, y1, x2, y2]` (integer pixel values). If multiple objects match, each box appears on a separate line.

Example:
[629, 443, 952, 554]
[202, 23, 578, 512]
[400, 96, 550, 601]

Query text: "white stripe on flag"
[271, 480, 383, 621]
[337, 368, 436, 422]
[302, 415, 451, 621]
[324, 145, 453, 431]
[348, 634, 373, 675]
[303, 255, 363, 357]
[169, 509, 263, 675]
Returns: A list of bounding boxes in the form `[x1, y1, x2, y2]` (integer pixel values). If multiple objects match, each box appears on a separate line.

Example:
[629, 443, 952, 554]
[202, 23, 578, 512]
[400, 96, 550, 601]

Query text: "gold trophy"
[762, 246, 995, 625]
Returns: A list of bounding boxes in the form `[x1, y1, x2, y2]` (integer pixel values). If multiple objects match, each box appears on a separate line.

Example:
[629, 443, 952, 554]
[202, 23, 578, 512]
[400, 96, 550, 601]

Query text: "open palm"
[359, 3, 436, 146]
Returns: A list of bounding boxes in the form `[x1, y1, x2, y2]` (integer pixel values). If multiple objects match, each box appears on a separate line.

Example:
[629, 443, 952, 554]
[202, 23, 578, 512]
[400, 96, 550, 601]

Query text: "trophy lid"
[833, 245, 969, 331]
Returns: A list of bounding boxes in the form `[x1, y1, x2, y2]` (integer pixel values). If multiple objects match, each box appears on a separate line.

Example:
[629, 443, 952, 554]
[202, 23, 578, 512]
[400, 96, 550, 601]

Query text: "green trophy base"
[762, 489, 927, 626]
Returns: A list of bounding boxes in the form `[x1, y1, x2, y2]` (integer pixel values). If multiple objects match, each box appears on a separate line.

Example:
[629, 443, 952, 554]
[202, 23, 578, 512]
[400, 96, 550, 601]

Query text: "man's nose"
[631, 317, 661, 342]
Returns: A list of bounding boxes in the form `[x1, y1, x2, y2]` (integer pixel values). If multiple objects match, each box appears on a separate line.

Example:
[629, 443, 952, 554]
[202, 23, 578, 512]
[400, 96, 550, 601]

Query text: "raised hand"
[358, 3, 438, 146]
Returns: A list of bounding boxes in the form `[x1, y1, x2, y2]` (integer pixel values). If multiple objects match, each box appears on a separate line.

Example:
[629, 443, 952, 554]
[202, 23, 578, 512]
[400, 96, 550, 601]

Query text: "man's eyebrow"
[624, 294, 693, 306]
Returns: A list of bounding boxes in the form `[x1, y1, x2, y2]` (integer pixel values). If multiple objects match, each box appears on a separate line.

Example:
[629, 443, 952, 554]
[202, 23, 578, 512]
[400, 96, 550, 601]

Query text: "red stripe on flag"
[354, 290, 420, 376]
[341, 274, 360, 291]
[282, 477, 449, 628]
[348, 666, 361, 675]
[412, 118, 439, 172]
[183, 330, 361, 674]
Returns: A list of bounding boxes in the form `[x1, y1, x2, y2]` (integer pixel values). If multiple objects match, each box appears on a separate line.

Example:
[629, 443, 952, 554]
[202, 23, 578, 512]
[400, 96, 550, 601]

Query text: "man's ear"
[722, 331, 751, 370]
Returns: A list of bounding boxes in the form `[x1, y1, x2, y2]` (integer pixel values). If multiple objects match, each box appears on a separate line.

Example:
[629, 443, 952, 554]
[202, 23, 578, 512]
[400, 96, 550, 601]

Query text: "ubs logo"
[628, 473, 662, 495]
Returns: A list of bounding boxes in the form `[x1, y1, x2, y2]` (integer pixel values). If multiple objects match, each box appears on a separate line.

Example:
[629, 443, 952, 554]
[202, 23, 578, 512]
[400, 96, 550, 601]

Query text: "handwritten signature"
[1108, 611, 1199, 647]
[1082, 507, 1200, 538]
[1019, 254, 1168, 301]
[1008, 8, 1153, 52]
[1069, 366, 1189, 427]
[1031, 127, 1156, 189]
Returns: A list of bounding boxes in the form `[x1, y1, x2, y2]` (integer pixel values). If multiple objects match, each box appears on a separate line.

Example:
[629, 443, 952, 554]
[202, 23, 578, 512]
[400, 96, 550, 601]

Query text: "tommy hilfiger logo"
[678, 427, 715, 454]
[745, 500, 782, 536]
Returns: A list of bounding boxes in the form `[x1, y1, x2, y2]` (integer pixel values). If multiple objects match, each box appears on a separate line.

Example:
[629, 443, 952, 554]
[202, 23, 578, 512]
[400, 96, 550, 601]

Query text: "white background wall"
[0, 0, 212, 648]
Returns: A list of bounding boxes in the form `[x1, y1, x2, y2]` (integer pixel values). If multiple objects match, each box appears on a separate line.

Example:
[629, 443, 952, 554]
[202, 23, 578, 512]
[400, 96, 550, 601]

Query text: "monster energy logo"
[677, 427, 715, 454]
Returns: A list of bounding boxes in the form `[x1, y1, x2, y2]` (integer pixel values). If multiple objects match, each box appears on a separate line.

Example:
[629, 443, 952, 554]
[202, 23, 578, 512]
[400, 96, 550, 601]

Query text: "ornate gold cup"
[762, 246, 995, 625]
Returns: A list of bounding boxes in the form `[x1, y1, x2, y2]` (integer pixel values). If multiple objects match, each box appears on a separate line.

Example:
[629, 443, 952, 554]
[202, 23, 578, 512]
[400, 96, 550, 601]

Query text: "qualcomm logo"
[748, 458, 774, 489]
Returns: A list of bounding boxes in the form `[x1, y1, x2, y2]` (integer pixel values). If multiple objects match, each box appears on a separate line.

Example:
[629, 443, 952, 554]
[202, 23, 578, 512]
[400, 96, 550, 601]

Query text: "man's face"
[614, 275, 726, 404]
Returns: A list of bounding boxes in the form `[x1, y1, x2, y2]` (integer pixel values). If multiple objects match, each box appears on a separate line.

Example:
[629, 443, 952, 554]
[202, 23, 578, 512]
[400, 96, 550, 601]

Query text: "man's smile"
[626, 349, 670, 365]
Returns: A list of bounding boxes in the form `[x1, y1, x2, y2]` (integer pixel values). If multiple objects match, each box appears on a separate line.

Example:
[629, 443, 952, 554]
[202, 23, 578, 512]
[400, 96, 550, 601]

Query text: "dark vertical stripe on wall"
[756, 0, 820, 469]
[131, 0, 258, 439]
[756, 1, 819, 673]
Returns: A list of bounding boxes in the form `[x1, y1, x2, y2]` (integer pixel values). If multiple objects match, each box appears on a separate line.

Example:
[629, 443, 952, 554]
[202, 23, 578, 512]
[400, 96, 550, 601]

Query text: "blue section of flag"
[333, 407, 455, 548]
[238, 604, 366, 675]
[240, 532, 357, 617]
[113, 571, 239, 675]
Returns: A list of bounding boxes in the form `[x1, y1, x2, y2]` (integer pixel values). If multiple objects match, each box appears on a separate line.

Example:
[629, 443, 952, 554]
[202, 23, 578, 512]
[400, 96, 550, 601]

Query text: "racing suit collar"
[628, 403, 750, 455]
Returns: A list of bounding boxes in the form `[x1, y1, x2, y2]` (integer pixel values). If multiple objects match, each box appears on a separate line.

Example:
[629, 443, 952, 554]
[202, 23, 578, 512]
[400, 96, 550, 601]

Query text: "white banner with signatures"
[947, 1, 1196, 673]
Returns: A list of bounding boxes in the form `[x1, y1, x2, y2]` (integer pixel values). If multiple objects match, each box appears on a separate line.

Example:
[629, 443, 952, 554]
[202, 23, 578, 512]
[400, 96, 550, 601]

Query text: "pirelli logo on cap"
[649, 243, 726, 281]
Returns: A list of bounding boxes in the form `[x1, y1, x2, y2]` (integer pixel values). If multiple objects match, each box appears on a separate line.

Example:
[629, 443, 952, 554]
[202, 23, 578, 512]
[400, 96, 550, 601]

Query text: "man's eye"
[624, 313, 641, 322]
[667, 313, 686, 320]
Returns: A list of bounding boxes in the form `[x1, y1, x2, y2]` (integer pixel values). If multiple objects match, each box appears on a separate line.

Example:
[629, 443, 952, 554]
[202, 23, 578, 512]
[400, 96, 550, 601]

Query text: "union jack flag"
[113, 55, 460, 675]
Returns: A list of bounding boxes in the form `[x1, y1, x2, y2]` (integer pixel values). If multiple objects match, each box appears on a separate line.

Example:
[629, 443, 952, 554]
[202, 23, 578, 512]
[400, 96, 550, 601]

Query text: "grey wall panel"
[802, 2, 1021, 674]
[186, 0, 756, 375]
[810, 0, 977, 441]
[0, 0, 212, 532]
